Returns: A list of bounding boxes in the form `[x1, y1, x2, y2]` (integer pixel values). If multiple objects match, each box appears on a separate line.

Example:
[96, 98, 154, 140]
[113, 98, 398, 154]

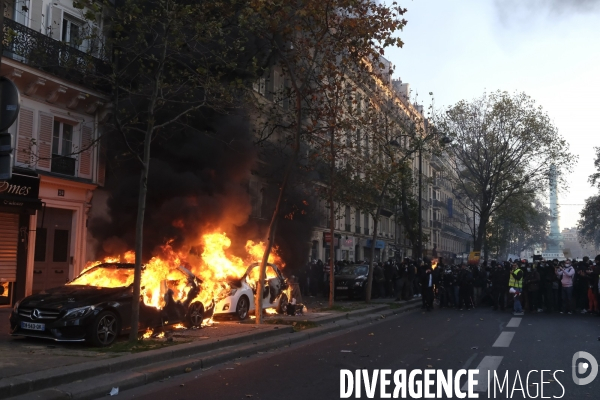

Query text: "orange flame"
[77, 231, 285, 312]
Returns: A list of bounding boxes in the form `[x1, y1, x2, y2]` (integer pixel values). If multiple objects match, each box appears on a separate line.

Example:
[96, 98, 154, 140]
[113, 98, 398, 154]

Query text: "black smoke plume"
[90, 112, 255, 256]
[89, 111, 318, 276]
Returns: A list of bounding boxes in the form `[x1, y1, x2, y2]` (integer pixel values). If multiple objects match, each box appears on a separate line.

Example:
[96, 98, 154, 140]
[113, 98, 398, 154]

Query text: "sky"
[384, 0, 600, 230]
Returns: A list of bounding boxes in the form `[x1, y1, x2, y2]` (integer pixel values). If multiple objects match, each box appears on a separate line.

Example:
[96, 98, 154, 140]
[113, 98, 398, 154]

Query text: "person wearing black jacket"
[490, 263, 508, 311]
[396, 260, 407, 301]
[373, 262, 385, 299]
[440, 266, 454, 308]
[538, 261, 555, 312]
[457, 264, 474, 310]
[525, 264, 541, 312]
[408, 260, 417, 298]
[575, 258, 590, 312]
[384, 261, 395, 298]
[419, 261, 434, 311]
[473, 265, 487, 307]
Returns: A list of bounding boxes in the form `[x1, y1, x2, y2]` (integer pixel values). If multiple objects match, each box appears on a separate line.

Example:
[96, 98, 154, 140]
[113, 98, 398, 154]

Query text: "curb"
[4, 300, 421, 399]
[0, 326, 292, 400]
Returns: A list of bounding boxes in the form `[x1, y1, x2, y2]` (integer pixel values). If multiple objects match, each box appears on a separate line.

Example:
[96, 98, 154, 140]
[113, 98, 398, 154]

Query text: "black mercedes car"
[9, 263, 208, 346]
[334, 264, 369, 299]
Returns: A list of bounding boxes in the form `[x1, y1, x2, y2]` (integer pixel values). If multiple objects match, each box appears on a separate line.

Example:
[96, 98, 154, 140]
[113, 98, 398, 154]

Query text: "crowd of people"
[301, 255, 600, 316]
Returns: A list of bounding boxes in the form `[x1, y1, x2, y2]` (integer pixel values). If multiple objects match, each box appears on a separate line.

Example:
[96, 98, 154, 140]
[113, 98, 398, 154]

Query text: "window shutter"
[0, 213, 19, 282]
[16, 108, 34, 166]
[97, 136, 106, 186]
[78, 124, 93, 178]
[30, 0, 44, 32]
[37, 112, 53, 170]
[49, 5, 62, 40]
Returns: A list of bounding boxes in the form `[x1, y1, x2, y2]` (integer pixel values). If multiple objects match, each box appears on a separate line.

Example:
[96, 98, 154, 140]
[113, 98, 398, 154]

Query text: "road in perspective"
[118, 307, 600, 400]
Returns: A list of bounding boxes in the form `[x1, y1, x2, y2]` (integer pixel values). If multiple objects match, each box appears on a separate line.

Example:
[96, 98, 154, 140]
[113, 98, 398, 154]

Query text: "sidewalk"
[1, 297, 421, 399]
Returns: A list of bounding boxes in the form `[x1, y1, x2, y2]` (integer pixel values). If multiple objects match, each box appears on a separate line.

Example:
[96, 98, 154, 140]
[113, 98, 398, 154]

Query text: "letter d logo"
[572, 351, 598, 385]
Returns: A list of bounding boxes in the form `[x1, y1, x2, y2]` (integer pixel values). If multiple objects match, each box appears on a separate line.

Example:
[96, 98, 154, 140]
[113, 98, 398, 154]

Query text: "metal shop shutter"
[0, 213, 19, 281]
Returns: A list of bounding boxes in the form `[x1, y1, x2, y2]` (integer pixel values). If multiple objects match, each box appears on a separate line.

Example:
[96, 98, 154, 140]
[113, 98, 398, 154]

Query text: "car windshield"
[339, 265, 368, 276]
[68, 264, 134, 288]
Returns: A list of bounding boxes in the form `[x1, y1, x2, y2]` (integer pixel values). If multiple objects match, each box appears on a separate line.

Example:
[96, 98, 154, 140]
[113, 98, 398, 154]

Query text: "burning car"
[9, 263, 206, 346]
[213, 262, 288, 320]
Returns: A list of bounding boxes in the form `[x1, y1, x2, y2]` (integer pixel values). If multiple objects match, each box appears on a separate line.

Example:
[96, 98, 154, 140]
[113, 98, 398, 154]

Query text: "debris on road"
[109, 387, 119, 396]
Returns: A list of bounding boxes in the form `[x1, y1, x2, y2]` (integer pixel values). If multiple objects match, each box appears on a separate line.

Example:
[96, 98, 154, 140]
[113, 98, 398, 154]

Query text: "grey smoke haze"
[495, 0, 600, 25]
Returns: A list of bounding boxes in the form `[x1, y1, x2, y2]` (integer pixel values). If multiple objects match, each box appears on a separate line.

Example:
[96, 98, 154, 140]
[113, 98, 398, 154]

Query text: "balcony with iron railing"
[50, 155, 77, 176]
[432, 199, 445, 209]
[2, 18, 110, 88]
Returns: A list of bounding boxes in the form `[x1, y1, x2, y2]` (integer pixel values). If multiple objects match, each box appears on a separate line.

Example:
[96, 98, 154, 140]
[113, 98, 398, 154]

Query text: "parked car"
[334, 264, 369, 299]
[213, 262, 288, 320]
[9, 263, 207, 346]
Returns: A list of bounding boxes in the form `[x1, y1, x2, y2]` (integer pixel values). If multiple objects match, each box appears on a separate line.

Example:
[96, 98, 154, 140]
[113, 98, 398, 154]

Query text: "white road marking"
[493, 331, 515, 347]
[462, 356, 504, 392]
[506, 317, 522, 328]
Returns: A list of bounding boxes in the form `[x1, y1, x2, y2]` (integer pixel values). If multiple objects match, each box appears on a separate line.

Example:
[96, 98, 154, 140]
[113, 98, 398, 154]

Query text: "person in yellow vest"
[509, 263, 524, 315]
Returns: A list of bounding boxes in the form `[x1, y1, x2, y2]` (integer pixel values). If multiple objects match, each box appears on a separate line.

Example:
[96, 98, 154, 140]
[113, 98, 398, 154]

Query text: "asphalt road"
[118, 307, 600, 400]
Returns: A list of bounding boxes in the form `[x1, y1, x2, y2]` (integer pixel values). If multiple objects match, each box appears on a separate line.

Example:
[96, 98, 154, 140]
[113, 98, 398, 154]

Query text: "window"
[13, 0, 29, 26]
[34, 228, 47, 262]
[62, 14, 82, 48]
[51, 120, 77, 176]
[53, 230, 69, 262]
[53, 121, 74, 157]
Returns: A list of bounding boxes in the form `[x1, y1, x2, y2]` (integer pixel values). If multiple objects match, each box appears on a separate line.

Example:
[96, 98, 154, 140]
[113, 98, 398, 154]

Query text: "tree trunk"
[128, 128, 152, 343]
[365, 205, 381, 303]
[328, 127, 335, 308]
[473, 212, 488, 252]
[255, 91, 302, 323]
[329, 194, 335, 308]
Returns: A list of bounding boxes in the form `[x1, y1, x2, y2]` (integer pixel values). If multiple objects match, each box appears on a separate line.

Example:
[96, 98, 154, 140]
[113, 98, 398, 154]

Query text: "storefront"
[362, 239, 386, 262]
[0, 169, 42, 307]
[339, 236, 355, 262]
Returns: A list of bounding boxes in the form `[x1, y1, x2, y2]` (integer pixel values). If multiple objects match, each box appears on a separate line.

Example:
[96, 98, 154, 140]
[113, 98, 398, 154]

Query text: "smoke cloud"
[89, 110, 317, 275]
[90, 112, 255, 257]
[494, 0, 600, 26]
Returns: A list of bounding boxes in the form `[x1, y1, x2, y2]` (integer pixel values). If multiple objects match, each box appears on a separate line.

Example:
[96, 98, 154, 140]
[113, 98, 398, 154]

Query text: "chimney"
[392, 80, 410, 101]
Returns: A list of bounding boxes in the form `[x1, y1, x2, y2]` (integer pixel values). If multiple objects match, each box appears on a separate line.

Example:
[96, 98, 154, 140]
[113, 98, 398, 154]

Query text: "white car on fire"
[214, 263, 288, 320]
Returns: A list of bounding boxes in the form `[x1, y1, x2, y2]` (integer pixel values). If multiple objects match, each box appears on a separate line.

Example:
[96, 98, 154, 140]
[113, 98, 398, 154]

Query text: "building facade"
[429, 154, 473, 264]
[0, 0, 107, 307]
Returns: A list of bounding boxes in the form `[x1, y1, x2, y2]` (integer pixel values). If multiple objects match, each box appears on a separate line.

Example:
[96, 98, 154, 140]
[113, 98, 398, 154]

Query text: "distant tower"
[547, 164, 562, 251]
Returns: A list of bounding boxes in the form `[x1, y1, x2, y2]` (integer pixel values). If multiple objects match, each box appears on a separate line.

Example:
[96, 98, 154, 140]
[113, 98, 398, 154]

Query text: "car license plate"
[21, 321, 45, 331]
[336, 286, 347, 290]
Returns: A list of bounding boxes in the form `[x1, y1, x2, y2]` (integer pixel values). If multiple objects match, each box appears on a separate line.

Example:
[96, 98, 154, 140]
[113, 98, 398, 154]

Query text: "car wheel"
[88, 310, 120, 347]
[185, 301, 205, 328]
[236, 295, 250, 320]
[277, 293, 289, 314]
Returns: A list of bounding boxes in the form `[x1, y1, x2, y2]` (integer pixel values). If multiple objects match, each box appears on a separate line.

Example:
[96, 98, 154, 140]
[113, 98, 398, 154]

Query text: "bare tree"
[250, 0, 407, 322]
[436, 91, 574, 254]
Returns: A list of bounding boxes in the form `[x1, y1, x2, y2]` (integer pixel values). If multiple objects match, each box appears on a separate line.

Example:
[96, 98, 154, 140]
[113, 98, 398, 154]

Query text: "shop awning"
[0, 170, 42, 214]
